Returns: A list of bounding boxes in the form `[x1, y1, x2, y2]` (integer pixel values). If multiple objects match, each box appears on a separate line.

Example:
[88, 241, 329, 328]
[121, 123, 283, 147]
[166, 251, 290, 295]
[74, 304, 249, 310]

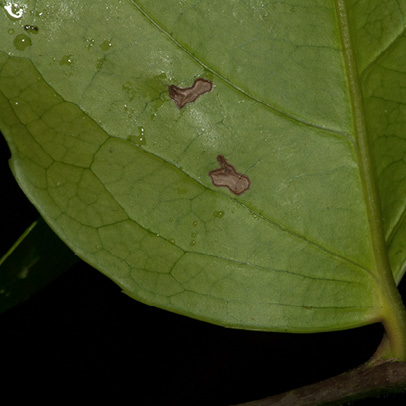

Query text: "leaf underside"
[0, 0, 405, 332]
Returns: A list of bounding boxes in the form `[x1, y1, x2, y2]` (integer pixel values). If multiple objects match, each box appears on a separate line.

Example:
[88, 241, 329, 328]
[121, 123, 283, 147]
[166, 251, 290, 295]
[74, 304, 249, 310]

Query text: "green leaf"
[0, 0, 405, 334]
[0, 217, 78, 313]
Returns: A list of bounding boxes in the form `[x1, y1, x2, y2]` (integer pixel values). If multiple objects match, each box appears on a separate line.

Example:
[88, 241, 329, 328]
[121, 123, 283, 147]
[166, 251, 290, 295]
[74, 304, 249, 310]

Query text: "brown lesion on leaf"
[209, 155, 250, 195]
[169, 78, 213, 108]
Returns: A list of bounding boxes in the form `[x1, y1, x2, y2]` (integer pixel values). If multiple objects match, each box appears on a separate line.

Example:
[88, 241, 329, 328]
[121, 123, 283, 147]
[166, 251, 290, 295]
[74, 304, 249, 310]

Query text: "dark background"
[1, 133, 405, 405]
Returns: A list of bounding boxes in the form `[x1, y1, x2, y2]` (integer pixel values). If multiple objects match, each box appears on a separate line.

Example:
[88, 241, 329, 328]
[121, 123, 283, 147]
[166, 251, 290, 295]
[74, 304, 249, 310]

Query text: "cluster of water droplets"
[3, 2, 36, 51]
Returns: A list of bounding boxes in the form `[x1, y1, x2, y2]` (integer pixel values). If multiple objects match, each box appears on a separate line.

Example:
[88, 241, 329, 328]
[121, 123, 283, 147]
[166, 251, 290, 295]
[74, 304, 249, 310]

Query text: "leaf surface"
[0, 0, 405, 332]
[0, 218, 78, 313]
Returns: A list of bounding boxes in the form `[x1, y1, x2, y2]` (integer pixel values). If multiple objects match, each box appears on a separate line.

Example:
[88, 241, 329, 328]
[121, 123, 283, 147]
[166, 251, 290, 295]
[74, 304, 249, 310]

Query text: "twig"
[233, 360, 406, 406]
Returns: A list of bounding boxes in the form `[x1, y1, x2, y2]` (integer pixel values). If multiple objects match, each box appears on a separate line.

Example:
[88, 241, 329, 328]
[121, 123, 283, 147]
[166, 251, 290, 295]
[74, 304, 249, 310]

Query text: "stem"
[233, 360, 406, 406]
[335, 0, 406, 360]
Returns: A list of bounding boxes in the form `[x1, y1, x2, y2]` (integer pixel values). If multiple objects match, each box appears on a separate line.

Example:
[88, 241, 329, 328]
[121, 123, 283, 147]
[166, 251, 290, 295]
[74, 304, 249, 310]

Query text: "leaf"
[0, 217, 79, 313]
[0, 0, 405, 332]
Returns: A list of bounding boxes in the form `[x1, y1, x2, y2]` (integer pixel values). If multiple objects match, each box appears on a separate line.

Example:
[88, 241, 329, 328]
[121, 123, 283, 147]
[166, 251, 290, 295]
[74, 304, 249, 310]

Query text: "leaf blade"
[0, 49, 378, 331]
[0, 217, 78, 313]
[1, 0, 405, 332]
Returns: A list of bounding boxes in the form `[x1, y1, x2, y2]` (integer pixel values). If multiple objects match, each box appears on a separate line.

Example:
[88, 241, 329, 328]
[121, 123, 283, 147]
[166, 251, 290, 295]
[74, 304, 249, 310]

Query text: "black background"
[1, 134, 405, 405]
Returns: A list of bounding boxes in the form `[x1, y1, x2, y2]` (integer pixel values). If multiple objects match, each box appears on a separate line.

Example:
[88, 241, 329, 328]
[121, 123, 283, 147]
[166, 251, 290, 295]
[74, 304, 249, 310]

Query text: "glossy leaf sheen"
[0, 0, 405, 332]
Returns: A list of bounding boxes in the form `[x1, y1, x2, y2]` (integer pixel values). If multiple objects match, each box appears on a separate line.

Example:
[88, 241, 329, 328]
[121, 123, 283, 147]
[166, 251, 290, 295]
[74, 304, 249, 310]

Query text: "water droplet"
[122, 81, 136, 101]
[168, 217, 173, 222]
[100, 39, 112, 51]
[94, 57, 104, 71]
[123, 104, 135, 118]
[169, 238, 176, 245]
[191, 232, 196, 238]
[8, 28, 14, 35]
[192, 221, 198, 227]
[150, 97, 164, 119]
[13, 34, 31, 51]
[59, 54, 73, 66]
[3, 2, 26, 20]
[85, 38, 95, 50]
[24, 24, 39, 34]
[190, 240, 196, 246]
[213, 210, 225, 218]
[128, 127, 147, 146]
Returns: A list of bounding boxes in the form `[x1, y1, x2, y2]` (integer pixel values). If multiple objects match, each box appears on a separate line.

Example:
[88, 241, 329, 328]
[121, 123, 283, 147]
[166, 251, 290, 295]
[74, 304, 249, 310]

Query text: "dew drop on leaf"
[3, 2, 26, 20]
[85, 38, 95, 50]
[24, 24, 39, 34]
[100, 39, 112, 51]
[59, 54, 73, 66]
[13, 34, 31, 51]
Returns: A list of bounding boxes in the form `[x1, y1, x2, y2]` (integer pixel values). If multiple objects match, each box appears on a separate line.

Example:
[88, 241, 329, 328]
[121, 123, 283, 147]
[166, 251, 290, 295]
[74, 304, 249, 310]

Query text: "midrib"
[335, 1, 388, 279]
[335, 0, 406, 359]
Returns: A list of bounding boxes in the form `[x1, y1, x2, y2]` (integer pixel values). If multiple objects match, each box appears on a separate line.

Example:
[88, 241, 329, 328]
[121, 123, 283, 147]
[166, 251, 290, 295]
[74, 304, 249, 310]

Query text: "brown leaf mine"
[169, 78, 212, 108]
[209, 155, 250, 195]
